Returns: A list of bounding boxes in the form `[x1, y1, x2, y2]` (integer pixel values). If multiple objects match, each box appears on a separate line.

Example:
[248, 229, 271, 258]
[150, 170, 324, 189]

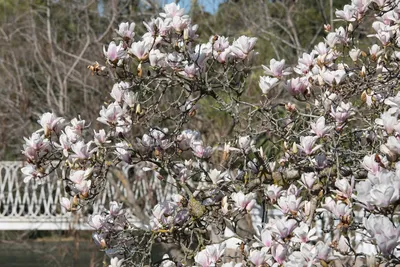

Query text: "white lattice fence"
[0, 161, 174, 230]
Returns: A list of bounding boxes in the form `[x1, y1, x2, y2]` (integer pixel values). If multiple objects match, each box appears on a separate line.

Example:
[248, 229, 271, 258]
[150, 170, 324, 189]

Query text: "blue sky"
[162, 0, 225, 14]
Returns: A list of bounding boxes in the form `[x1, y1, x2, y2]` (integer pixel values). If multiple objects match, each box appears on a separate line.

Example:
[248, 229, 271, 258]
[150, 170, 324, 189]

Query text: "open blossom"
[21, 164, 45, 183]
[301, 172, 317, 189]
[292, 222, 318, 243]
[375, 110, 399, 134]
[266, 184, 282, 202]
[115, 22, 135, 40]
[262, 59, 291, 78]
[295, 51, 316, 74]
[191, 141, 213, 159]
[335, 178, 354, 199]
[321, 69, 347, 86]
[249, 249, 270, 267]
[194, 243, 226, 267]
[286, 77, 307, 95]
[386, 136, 400, 154]
[115, 141, 132, 163]
[230, 35, 257, 59]
[60, 197, 72, 211]
[310, 116, 333, 137]
[297, 136, 322, 155]
[149, 49, 167, 67]
[143, 17, 172, 37]
[370, 183, 399, 207]
[103, 41, 126, 63]
[335, 4, 356, 21]
[273, 217, 297, 239]
[259, 76, 279, 94]
[160, 2, 185, 18]
[22, 132, 51, 161]
[70, 141, 93, 159]
[171, 15, 190, 32]
[38, 112, 64, 136]
[88, 214, 105, 230]
[97, 102, 124, 126]
[231, 191, 256, 212]
[129, 40, 151, 61]
[364, 214, 400, 256]
[271, 243, 287, 264]
[330, 101, 354, 125]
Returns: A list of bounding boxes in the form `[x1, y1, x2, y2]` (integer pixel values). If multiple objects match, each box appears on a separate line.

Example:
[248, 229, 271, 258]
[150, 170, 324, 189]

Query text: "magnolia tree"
[21, 0, 400, 266]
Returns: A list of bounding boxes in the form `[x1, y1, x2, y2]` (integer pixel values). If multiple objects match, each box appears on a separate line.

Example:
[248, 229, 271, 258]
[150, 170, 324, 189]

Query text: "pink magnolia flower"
[69, 168, 93, 184]
[21, 164, 45, 183]
[230, 35, 257, 59]
[286, 77, 308, 95]
[386, 136, 400, 154]
[103, 41, 126, 63]
[231, 191, 256, 212]
[262, 58, 291, 78]
[97, 102, 124, 126]
[375, 110, 399, 134]
[364, 214, 400, 256]
[171, 15, 190, 32]
[70, 141, 93, 159]
[369, 44, 382, 60]
[194, 243, 226, 267]
[335, 177, 354, 199]
[110, 83, 124, 102]
[149, 49, 167, 67]
[22, 132, 51, 161]
[361, 154, 381, 174]
[38, 112, 64, 136]
[321, 69, 347, 86]
[370, 184, 399, 207]
[88, 214, 105, 230]
[143, 17, 172, 37]
[212, 35, 229, 52]
[266, 184, 282, 202]
[94, 129, 109, 146]
[330, 101, 354, 125]
[292, 222, 318, 243]
[109, 201, 125, 217]
[160, 2, 185, 18]
[60, 197, 72, 211]
[179, 63, 198, 78]
[349, 48, 361, 61]
[115, 22, 135, 40]
[129, 40, 151, 61]
[335, 5, 356, 21]
[259, 76, 279, 94]
[260, 228, 273, 248]
[249, 249, 270, 267]
[301, 172, 317, 189]
[115, 141, 132, 163]
[271, 243, 287, 264]
[295, 51, 316, 74]
[310, 116, 333, 137]
[273, 217, 297, 239]
[191, 141, 213, 159]
[297, 136, 322, 155]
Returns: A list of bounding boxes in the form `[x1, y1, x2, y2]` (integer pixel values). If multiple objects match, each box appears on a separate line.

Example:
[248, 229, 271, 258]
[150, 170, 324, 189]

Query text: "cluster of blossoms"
[21, 0, 400, 266]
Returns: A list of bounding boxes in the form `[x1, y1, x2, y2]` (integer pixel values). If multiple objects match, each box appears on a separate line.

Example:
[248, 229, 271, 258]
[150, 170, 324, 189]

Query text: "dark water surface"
[0, 240, 104, 267]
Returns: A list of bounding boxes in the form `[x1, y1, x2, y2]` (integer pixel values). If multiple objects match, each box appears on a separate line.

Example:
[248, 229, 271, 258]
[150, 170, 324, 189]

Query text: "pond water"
[0, 239, 104, 267]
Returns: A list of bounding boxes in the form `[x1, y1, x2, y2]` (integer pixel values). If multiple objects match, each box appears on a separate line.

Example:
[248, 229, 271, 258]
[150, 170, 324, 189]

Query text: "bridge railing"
[0, 161, 173, 230]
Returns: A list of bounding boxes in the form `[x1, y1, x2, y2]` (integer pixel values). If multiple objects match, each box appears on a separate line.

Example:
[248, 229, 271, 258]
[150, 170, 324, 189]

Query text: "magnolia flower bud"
[348, 23, 353, 32]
